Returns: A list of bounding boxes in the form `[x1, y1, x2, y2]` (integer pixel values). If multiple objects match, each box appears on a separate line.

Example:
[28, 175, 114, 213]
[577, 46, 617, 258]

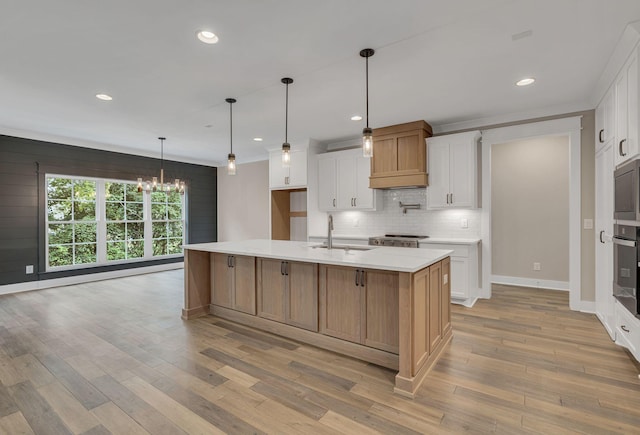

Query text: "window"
[45, 175, 185, 271]
[47, 178, 98, 267]
[151, 190, 184, 256]
[105, 182, 145, 261]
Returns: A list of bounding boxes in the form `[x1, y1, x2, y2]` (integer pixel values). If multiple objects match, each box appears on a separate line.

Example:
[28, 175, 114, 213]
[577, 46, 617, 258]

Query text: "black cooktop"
[384, 234, 429, 239]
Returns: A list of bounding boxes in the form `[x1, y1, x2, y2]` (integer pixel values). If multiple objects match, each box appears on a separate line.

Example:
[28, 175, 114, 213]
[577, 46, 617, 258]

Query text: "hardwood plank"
[318, 409, 383, 435]
[9, 381, 72, 435]
[12, 354, 56, 388]
[91, 402, 150, 435]
[0, 412, 35, 435]
[0, 384, 18, 418]
[36, 354, 109, 410]
[122, 376, 225, 435]
[37, 381, 100, 434]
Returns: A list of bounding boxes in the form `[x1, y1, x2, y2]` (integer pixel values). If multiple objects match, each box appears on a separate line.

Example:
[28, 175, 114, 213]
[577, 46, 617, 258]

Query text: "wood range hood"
[369, 120, 433, 189]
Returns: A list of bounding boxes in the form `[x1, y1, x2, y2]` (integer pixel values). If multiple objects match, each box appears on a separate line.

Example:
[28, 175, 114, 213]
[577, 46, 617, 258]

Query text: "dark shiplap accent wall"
[0, 134, 217, 286]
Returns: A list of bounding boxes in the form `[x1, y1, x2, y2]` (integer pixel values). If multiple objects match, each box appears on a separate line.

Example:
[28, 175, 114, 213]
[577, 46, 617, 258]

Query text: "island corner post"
[181, 243, 452, 398]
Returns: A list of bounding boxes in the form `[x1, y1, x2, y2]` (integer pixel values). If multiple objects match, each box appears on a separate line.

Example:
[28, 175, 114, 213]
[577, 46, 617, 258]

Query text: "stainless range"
[368, 234, 428, 248]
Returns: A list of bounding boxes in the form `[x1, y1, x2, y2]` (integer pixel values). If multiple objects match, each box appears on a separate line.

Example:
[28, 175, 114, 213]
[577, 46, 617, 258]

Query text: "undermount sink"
[310, 244, 373, 251]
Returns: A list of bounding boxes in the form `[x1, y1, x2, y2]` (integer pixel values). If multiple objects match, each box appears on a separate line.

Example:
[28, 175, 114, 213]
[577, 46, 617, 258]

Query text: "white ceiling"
[1, 0, 640, 166]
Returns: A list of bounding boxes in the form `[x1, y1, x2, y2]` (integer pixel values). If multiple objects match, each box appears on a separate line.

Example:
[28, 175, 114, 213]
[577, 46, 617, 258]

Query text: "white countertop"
[309, 235, 481, 245]
[183, 239, 452, 273]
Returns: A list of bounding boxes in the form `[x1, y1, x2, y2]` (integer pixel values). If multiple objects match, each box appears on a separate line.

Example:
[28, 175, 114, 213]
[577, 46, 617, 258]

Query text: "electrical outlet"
[584, 219, 593, 230]
[533, 262, 541, 271]
[25, 265, 34, 274]
[461, 218, 468, 229]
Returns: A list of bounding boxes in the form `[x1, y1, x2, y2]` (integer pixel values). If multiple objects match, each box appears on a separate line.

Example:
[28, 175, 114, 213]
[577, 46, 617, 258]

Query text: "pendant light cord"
[365, 55, 369, 129]
[285, 82, 289, 143]
[160, 138, 164, 171]
[229, 101, 233, 154]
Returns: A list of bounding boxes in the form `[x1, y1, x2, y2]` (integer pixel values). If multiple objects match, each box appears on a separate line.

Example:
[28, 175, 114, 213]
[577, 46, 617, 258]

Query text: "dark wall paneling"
[0, 134, 217, 286]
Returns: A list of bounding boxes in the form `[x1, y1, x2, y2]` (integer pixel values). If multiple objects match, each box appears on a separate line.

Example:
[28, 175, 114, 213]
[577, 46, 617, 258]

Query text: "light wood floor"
[0, 272, 639, 434]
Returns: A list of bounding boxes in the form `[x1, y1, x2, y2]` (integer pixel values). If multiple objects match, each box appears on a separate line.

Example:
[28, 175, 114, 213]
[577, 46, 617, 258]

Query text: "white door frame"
[480, 116, 582, 310]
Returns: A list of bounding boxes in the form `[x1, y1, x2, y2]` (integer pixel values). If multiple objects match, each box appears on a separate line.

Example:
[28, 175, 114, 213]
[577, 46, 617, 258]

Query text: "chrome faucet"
[327, 214, 334, 250]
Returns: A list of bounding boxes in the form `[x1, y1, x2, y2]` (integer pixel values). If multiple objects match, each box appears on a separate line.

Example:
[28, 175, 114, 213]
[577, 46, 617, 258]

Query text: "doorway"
[480, 117, 582, 310]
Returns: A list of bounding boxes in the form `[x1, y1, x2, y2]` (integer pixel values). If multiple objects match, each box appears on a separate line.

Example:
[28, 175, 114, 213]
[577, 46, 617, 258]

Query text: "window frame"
[45, 174, 186, 272]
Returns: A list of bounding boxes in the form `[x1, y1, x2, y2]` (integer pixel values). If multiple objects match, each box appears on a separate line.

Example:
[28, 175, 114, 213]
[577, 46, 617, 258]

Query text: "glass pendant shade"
[282, 143, 291, 167]
[362, 127, 373, 157]
[228, 153, 236, 176]
[137, 178, 143, 193]
[152, 177, 158, 191]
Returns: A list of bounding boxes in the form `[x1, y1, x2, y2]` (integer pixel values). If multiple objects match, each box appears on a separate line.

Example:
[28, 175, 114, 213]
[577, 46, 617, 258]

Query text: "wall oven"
[613, 224, 640, 318]
[614, 159, 640, 221]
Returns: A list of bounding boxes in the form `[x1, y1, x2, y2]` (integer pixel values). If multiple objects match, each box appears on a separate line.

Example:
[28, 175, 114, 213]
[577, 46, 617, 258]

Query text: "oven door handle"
[613, 237, 637, 248]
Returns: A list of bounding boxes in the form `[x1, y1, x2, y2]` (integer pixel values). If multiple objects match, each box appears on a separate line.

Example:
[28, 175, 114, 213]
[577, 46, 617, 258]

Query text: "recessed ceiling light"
[197, 30, 219, 44]
[516, 77, 535, 87]
[351, 115, 363, 121]
[96, 93, 113, 101]
[253, 137, 263, 142]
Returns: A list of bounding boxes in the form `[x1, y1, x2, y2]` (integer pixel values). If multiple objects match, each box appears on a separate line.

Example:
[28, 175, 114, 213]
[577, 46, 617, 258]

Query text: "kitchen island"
[182, 239, 452, 397]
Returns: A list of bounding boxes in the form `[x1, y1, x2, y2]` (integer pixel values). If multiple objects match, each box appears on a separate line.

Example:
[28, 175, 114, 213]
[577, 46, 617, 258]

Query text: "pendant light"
[360, 48, 375, 158]
[226, 98, 237, 175]
[281, 77, 293, 167]
[137, 137, 185, 195]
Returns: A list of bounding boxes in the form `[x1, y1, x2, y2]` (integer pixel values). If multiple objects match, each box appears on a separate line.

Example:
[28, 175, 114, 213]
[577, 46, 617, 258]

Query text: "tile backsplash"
[328, 189, 481, 238]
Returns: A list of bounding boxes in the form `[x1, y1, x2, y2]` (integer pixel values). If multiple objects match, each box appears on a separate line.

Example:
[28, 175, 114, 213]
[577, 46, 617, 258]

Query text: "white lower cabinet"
[420, 241, 480, 307]
[615, 300, 640, 362]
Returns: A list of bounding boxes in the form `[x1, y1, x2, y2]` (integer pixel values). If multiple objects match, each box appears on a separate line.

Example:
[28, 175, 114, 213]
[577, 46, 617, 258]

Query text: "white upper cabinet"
[615, 45, 639, 166]
[317, 148, 380, 211]
[596, 86, 615, 152]
[426, 131, 480, 209]
[270, 149, 307, 189]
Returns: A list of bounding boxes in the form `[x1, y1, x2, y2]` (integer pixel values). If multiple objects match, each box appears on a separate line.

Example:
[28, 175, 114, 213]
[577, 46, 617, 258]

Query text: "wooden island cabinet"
[182, 240, 452, 398]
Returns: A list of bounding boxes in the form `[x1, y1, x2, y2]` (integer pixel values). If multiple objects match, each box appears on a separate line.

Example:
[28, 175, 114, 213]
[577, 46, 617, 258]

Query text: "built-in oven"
[614, 159, 640, 221]
[613, 224, 640, 318]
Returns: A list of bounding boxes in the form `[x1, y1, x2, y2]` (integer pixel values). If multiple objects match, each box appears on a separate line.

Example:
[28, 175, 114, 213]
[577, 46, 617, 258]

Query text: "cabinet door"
[616, 66, 629, 166]
[603, 87, 616, 145]
[286, 262, 318, 331]
[449, 256, 469, 300]
[428, 261, 442, 354]
[354, 153, 375, 209]
[449, 139, 475, 208]
[317, 157, 337, 211]
[337, 156, 357, 209]
[288, 150, 307, 187]
[269, 151, 289, 189]
[595, 142, 615, 338]
[426, 140, 450, 209]
[211, 253, 232, 308]
[363, 270, 399, 353]
[232, 256, 256, 315]
[441, 258, 451, 336]
[596, 97, 605, 151]
[627, 53, 638, 163]
[257, 258, 285, 322]
[319, 265, 363, 343]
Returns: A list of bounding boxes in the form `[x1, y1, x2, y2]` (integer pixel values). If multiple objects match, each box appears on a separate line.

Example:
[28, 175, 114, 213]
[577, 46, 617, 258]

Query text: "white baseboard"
[0, 262, 184, 296]
[580, 300, 596, 314]
[491, 275, 570, 291]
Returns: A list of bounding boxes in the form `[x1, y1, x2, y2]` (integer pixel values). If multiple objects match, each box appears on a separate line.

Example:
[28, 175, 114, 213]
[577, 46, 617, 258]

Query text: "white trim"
[581, 301, 596, 314]
[0, 262, 183, 296]
[433, 101, 590, 134]
[481, 116, 582, 311]
[0, 125, 218, 167]
[491, 275, 569, 291]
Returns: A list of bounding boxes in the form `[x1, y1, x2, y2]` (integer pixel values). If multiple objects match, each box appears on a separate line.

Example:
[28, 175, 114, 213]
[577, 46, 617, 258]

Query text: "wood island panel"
[364, 270, 399, 354]
[319, 265, 363, 344]
[182, 249, 211, 319]
[233, 256, 256, 315]
[257, 258, 285, 322]
[211, 253, 232, 308]
[286, 262, 318, 332]
[441, 257, 452, 335]
[411, 267, 429, 374]
[428, 260, 442, 354]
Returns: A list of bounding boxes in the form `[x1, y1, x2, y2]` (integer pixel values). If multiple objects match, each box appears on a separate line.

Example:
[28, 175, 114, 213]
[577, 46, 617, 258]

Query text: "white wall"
[217, 160, 270, 241]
